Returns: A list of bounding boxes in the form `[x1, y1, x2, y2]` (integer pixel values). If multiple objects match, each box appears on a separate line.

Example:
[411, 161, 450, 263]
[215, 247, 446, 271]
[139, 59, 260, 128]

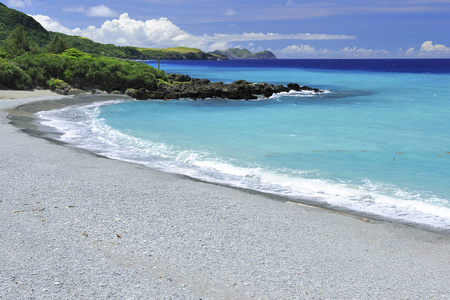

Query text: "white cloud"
[86, 5, 118, 17]
[32, 13, 355, 51]
[62, 5, 118, 18]
[225, 9, 236, 16]
[275, 44, 391, 58]
[342, 46, 390, 56]
[209, 41, 234, 51]
[420, 41, 450, 52]
[32, 15, 83, 36]
[406, 47, 415, 55]
[7, 0, 32, 8]
[210, 32, 356, 42]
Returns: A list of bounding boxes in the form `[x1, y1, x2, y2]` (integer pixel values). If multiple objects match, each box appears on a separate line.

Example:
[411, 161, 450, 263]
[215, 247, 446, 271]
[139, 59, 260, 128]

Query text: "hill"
[0, 2, 50, 46]
[50, 33, 228, 60]
[211, 48, 277, 59]
[0, 3, 227, 60]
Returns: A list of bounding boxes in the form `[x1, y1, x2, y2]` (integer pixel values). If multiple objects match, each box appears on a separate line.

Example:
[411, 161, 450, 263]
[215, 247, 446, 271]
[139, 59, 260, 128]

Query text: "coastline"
[1, 93, 450, 298]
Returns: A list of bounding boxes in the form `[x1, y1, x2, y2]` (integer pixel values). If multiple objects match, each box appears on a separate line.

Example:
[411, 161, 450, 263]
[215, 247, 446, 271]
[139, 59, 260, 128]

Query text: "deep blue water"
[37, 59, 450, 232]
[146, 58, 450, 73]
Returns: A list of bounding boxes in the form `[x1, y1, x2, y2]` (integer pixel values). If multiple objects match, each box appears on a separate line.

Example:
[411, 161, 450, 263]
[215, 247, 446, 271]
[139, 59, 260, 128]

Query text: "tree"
[2, 25, 32, 56]
[46, 35, 68, 54]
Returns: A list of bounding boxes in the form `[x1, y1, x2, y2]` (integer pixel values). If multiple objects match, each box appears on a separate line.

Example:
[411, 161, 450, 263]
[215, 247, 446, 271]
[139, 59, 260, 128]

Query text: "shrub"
[3, 49, 166, 91]
[0, 59, 32, 89]
[63, 69, 73, 84]
[60, 48, 91, 59]
[47, 78, 69, 91]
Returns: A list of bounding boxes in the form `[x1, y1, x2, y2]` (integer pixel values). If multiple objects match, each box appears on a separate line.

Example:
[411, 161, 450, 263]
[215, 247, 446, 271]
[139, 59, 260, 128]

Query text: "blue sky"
[5, 0, 450, 58]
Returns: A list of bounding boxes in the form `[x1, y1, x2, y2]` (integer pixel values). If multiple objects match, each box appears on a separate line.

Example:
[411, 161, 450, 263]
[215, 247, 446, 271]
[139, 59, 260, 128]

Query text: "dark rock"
[287, 83, 301, 91]
[127, 73, 323, 101]
[67, 88, 85, 95]
[273, 85, 290, 93]
[90, 89, 108, 95]
[125, 88, 148, 100]
[167, 74, 191, 83]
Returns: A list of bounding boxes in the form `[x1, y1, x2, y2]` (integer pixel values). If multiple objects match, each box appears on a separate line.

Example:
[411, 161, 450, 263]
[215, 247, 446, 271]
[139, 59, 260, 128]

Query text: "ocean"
[37, 59, 450, 233]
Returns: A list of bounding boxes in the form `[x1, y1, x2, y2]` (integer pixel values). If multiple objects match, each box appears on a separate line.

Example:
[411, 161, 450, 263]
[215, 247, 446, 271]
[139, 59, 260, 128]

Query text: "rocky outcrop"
[125, 74, 323, 100]
[49, 74, 323, 101]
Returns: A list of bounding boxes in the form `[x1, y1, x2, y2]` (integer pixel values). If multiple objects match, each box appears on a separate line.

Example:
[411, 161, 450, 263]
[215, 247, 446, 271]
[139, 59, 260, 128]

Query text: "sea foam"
[36, 99, 450, 231]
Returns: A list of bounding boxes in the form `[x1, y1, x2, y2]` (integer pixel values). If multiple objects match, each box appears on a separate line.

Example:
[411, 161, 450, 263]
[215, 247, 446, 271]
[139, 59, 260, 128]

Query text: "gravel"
[1, 96, 449, 299]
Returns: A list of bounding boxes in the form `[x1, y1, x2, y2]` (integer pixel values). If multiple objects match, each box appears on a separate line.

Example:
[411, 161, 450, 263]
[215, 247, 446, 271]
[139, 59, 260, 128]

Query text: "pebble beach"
[1, 90, 449, 299]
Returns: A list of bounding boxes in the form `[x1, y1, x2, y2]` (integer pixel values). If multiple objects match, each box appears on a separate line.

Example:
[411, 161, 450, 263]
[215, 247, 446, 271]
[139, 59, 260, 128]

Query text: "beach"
[1, 91, 449, 299]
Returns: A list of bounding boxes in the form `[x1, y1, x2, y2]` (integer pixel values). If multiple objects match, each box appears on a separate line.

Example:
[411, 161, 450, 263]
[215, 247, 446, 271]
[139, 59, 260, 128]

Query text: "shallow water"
[37, 59, 450, 231]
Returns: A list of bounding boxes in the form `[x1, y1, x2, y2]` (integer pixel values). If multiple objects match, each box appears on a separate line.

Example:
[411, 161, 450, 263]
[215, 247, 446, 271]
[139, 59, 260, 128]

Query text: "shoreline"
[1, 92, 450, 298]
[8, 93, 449, 237]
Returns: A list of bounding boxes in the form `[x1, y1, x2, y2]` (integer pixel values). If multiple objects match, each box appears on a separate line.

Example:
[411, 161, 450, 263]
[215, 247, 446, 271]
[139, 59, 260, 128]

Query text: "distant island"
[211, 48, 277, 59]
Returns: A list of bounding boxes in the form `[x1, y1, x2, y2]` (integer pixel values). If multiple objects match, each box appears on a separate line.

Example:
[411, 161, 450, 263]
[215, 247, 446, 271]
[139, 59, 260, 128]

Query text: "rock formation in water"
[125, 74, 322, 100]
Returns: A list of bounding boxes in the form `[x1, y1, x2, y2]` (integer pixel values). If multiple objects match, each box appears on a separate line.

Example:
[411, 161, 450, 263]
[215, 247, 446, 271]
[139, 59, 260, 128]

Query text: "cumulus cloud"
[32, 13, 355, 51]
[420, 41, 450, 52]
[63, 5, 118, 18]
[7, 0, 32, 8]
[32, 15, 83, 36]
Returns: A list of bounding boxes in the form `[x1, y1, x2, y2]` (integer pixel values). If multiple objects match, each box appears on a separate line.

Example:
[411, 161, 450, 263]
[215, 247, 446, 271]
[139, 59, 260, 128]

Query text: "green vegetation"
[50, 32, 146, 59]
[46, 35, 69, 54]
[0, 58, 32, 89]
[1, 48, 167, 91]
[0, 3, 168, 92]
[1, 25, 33, 56]
[0, 2, 50, 46]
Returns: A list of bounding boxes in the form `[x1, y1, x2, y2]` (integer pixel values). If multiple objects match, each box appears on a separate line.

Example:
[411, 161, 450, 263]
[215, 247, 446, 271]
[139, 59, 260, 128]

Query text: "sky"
[5, 0, 450, 58]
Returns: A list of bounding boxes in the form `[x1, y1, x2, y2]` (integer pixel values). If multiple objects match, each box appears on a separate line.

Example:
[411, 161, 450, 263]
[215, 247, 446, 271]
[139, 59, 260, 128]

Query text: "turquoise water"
[37, 60, 450, 232]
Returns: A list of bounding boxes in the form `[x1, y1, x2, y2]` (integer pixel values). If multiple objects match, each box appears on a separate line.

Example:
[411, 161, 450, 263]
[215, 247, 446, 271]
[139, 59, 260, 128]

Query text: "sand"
[0, 92, 449, 299]
[0, 89, 57, 100]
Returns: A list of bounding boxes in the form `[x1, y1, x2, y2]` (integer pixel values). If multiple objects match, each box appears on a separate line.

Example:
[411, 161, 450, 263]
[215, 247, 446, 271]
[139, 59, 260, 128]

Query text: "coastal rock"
[167, 74, 191, 82]
[67, 88, 85, 95]
[131, 74, 324, 101]
[125, 88, 148, 100]
[90, 89, 108, 95]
